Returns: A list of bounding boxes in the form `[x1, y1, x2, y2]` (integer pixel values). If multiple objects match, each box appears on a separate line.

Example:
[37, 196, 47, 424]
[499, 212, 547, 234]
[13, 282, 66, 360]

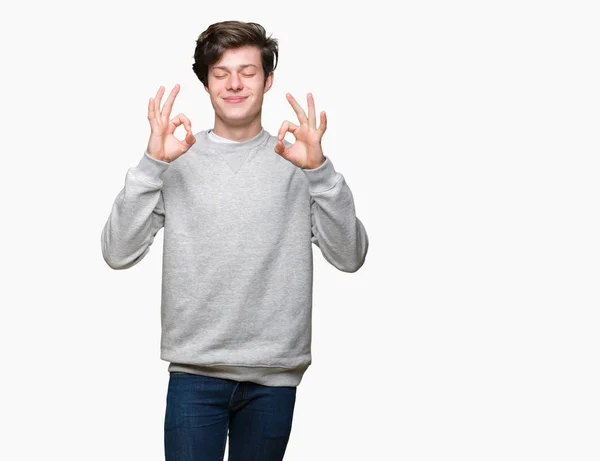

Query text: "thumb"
[274, 139, 286, 155]
[185, 129, 196, 146]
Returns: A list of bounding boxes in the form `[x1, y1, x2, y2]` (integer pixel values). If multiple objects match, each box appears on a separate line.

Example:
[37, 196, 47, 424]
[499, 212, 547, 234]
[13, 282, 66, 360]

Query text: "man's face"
[205, 45, 273, 128]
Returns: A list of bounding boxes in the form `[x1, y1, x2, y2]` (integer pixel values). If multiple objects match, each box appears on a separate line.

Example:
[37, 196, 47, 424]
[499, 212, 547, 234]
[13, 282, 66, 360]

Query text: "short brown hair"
[192, 21, 279, 87]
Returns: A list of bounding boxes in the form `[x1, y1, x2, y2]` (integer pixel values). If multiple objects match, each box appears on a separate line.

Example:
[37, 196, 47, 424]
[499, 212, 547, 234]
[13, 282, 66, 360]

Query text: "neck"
[212, 114, 263, 142]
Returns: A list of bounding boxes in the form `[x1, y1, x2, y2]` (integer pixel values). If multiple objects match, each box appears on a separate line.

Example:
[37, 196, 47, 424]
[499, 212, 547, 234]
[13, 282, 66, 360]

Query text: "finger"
[185, 129, 196, 146]
[161, 84, 180, 120]
[286, 93, 308, 124]
[277, 120, 299, 141]
[154, 86, 165, 122]
[307, 93, 316, 129]
[274, 138, 288, 156]
[168, 113, 192, 135]
[171, 113, 192, 128]
[148, 97, 157, 129]
[318, 110, 327, 134]
[184, 116, 195, 145]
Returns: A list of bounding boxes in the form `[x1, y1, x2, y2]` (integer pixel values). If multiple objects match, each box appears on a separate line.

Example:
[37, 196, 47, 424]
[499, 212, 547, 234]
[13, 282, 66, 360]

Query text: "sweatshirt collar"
[202, 128, 270, 154]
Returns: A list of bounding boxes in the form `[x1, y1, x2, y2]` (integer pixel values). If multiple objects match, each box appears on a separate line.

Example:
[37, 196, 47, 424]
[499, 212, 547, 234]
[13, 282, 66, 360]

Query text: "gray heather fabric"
[101, 129, 369, 386]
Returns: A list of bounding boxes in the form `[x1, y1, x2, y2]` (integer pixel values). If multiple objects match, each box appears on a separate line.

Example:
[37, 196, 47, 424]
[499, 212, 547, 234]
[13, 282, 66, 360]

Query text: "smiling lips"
[224, 96, 248, 103]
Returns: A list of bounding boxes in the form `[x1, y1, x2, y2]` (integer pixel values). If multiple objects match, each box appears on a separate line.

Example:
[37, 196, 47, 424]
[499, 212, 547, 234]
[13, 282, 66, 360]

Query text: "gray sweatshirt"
[101, 129, 369, 386]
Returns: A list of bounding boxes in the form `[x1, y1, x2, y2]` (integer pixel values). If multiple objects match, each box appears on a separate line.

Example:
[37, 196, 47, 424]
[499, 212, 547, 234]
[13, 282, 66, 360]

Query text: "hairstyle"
[192, 21, 279, 87]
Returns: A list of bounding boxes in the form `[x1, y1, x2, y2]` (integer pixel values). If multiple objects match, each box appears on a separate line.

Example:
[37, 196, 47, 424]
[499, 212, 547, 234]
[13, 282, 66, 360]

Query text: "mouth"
[224, 96, 248, 104]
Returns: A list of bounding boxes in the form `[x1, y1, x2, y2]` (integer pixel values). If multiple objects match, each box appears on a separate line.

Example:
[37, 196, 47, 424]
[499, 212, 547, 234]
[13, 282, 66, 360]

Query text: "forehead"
[212, 45, 262, 69]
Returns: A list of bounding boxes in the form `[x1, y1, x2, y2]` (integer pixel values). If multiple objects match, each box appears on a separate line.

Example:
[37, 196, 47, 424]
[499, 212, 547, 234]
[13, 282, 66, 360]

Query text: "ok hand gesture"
[274, 93, 327, 169]
[146, 84, 196, 163]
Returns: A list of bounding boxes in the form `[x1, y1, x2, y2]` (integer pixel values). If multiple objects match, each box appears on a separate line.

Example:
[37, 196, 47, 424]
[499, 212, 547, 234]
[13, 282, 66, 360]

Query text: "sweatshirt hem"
[167, 361, 310, 387]
[132, 151, 170, 185]
[302, 156, 342, 194]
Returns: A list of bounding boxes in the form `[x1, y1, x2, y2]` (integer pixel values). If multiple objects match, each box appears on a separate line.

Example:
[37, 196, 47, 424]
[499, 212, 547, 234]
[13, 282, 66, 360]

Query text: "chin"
[218, 109, 259, 126]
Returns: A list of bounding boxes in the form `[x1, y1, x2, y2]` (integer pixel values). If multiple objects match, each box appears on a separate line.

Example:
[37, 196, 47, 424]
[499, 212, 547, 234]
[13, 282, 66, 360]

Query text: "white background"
[1, 0, 599, 460]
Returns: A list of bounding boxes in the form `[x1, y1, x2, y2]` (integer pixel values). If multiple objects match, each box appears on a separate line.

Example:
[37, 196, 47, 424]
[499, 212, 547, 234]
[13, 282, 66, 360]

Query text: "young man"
[101, 20, 369, 461]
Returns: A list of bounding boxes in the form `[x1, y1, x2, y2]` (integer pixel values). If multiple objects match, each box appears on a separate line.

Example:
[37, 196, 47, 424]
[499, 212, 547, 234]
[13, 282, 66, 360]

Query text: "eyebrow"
[212, 64, 258, 72]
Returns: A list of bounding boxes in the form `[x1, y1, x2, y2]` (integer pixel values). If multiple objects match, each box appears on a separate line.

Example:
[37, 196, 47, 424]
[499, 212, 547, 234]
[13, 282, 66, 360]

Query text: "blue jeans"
[164, 372, 297, 461]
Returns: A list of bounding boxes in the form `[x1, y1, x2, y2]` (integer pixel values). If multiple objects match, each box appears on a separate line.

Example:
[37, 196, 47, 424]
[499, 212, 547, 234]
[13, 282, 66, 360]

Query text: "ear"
[204, 84, 210, 94]
[263, 72, 274, 94]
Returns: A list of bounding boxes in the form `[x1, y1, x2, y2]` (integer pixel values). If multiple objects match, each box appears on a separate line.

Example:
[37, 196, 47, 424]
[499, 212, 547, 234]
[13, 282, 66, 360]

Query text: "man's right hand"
[146, 84, 196, 163]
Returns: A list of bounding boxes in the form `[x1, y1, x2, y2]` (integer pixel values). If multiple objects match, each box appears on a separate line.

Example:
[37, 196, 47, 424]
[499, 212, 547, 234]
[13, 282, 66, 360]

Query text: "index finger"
[286, 93, 307, 123]
[161, 84, 181, 120]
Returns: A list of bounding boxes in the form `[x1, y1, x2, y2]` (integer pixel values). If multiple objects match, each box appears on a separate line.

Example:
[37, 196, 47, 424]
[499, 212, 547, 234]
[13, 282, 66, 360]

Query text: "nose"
[227, 72, 243, 91]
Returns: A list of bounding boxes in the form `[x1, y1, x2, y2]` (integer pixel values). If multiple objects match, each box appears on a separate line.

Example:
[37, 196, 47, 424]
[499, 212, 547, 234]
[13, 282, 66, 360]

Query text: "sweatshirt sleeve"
[302, 156, 369, 273]
[101, 152, 170, 270]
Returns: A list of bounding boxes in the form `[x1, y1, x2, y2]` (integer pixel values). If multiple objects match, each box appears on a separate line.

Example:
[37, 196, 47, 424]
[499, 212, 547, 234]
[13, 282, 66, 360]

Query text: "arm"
[304, 156, 369, 272]
[101, 153, 169, 270]
[274, 92, 369, 272]
[101, 84, 196, 269]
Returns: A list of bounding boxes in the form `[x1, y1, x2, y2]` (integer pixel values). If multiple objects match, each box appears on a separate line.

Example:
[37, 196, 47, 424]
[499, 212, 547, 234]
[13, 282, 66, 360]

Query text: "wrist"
[148, 151, 170, 163]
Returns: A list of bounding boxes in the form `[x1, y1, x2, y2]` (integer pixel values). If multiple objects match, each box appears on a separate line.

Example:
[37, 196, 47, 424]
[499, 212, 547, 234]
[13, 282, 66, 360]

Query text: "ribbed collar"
[198, 128, 270, 155]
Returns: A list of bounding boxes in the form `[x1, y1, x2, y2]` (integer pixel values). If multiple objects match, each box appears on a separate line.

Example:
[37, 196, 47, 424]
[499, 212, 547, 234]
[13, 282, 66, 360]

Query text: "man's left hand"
[274, 93, 327, 169]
